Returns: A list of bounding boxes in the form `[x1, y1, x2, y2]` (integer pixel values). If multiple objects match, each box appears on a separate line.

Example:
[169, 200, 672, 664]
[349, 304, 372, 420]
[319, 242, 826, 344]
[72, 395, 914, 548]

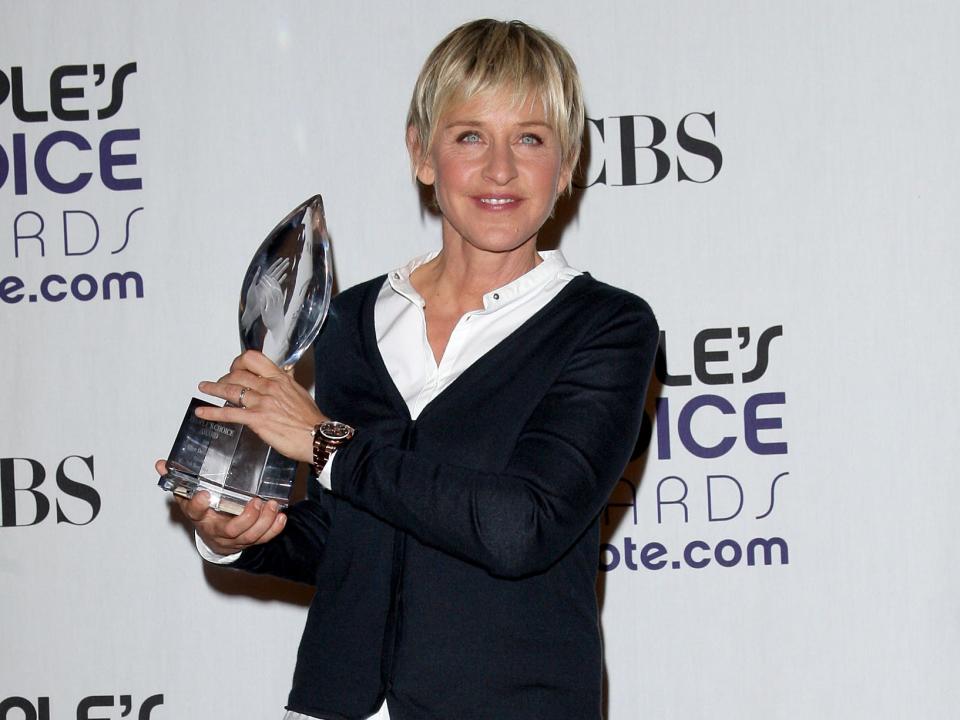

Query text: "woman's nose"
[482, 141, 518, 185]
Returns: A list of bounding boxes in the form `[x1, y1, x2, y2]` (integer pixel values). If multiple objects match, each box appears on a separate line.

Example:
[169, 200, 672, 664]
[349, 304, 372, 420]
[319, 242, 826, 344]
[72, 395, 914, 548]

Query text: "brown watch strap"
[312, 422, 354, 475]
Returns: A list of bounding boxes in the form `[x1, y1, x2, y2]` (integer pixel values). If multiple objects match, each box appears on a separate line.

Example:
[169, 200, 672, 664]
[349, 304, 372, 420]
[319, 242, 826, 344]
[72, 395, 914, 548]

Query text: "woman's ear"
[406, 125, 436, 186]
[556, 161, 574, 195]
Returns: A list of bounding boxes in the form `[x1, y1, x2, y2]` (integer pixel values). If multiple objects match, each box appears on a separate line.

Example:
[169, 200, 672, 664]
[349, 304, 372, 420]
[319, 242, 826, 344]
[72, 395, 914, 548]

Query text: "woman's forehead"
[440, 86, 550, 124]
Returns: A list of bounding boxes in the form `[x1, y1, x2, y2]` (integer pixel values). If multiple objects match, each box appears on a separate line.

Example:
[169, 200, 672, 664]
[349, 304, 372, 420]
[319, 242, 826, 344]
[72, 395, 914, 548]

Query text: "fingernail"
[252, 498, 263, 510]
[278, 514, 287, 526]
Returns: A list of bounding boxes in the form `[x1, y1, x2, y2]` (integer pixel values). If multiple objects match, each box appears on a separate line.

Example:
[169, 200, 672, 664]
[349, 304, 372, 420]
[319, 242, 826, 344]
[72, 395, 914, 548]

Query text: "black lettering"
[743, 325, 783, 382]
[77, 695, 112, 720]
[0, 457, 49, 527]
[573, 117, 606, 188]
[0, 69, 10, 107]
[98, 62, 137, 119]
[10, 67, 48, 122]
[694, 328, 734, 385]
[50, 65, 89, 121]
[655, 331, 692, 386]
[676, 111, 722, 182]
[614, 114, 669, 186]
[0, 696, 48, 720]
[56, 454, 99, 525]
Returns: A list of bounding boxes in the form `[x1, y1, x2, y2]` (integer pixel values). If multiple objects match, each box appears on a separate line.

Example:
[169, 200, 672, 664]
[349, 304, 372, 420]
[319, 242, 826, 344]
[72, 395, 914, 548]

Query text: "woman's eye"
[458, 131, 481, 143]
[520, 134, 543, 145]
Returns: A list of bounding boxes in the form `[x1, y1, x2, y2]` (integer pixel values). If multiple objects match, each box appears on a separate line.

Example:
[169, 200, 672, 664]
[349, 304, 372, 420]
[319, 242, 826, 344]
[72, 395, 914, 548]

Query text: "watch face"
[320, 421, 353, 441]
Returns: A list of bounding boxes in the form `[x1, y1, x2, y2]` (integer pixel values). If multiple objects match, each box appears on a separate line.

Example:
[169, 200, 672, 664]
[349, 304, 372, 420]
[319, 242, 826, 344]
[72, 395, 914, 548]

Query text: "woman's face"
[412, 88, 571, 257]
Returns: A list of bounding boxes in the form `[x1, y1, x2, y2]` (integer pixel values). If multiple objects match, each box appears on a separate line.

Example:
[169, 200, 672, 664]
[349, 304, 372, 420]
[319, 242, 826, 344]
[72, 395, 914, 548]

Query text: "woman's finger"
[219, 499, 265, 540]
[256, 512, 287, 545]
[175, 491, 212, 523]
[233, 500, 282, 546]
[237, 385, 254, 409]
[214, 368, 263, 388]
[194, 403, 249, 428]
[198, 380, 262, 409]
[196, 380, 234, 405]
[230, 349, 282, 377]
[207, 369, 269, 397]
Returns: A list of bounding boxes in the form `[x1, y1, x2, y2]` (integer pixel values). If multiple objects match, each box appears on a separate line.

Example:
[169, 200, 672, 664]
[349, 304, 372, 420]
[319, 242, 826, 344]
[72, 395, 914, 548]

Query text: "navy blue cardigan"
[233, 273, 658, 720]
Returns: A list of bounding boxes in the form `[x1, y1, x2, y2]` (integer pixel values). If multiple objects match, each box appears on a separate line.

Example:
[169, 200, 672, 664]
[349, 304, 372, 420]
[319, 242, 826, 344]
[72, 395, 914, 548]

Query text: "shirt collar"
[387, 250, 575, 312]
[387, 250, 438, 307]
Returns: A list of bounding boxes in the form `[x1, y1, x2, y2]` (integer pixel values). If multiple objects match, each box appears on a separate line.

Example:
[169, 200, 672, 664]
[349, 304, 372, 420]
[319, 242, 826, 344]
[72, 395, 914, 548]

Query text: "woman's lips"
[474, 195, 520, 209]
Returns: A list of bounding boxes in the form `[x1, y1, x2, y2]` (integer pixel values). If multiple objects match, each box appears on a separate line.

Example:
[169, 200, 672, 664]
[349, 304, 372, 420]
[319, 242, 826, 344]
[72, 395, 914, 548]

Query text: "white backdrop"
[2, 2, 958, 719]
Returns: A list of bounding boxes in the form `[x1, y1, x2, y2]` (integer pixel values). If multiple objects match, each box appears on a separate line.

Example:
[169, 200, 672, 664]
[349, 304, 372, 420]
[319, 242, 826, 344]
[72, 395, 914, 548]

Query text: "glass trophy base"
[160, 469, 262, 516]
[159, 398, 297, 516]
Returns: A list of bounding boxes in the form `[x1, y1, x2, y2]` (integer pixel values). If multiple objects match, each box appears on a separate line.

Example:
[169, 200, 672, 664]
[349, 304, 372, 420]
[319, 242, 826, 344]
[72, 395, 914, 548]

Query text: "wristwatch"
[312, 420, 355, 474]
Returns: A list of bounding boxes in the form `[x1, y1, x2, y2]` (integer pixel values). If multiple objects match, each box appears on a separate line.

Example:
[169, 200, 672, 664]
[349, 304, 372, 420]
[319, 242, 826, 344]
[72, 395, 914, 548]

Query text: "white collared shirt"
[372, 248, 581, 421]
[199, 250, 581, 720]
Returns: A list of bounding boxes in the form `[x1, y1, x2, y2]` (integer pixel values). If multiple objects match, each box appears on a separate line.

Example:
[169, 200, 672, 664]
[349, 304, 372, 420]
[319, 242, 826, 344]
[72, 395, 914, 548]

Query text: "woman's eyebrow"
[442, 119, 552, 129]
[442, 117, 485, 127]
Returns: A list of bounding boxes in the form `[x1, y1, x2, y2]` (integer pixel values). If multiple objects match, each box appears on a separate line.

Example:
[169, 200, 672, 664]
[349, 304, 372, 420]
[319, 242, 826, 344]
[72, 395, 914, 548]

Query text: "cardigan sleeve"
[227, 484, 333, 584]
[329, 293, 658, 579]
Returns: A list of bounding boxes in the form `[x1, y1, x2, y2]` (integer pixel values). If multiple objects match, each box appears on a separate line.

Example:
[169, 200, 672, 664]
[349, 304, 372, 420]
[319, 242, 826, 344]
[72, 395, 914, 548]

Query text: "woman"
[160, 19, 658, 720]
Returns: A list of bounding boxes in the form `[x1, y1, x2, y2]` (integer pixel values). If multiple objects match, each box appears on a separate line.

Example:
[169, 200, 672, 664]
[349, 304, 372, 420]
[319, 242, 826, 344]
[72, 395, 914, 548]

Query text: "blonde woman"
[162, 19, 658, 720]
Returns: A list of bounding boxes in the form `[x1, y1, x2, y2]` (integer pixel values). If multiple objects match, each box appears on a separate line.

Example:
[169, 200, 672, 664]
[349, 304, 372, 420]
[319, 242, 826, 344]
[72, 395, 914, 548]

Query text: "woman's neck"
[411, 239, 542, 313]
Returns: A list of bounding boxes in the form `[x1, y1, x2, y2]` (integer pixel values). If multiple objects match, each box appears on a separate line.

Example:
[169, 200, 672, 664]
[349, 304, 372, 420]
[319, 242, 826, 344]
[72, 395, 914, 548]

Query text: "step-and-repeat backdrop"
[2, 2, 957, 719]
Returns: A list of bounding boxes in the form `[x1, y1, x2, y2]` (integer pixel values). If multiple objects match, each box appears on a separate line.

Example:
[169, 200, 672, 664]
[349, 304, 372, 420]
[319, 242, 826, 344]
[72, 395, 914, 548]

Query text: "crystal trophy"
[159, 195, 333, 514]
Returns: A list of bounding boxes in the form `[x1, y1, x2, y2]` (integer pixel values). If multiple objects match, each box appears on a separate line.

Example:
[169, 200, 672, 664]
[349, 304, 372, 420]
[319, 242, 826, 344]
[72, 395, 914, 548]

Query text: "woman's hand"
[156, 460, 287, 554]
[195, 349, 325, 464]
[155, 349, 322, 553]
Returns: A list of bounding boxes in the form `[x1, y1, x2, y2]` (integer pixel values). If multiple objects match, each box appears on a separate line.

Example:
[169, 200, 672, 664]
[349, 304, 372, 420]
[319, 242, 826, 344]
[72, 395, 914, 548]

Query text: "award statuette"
[159, 195, 333, 514]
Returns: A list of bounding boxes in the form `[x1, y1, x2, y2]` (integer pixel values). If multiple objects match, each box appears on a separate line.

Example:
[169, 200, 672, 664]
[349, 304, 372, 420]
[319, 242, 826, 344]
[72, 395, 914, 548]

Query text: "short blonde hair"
[407, 19, 584, 181]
